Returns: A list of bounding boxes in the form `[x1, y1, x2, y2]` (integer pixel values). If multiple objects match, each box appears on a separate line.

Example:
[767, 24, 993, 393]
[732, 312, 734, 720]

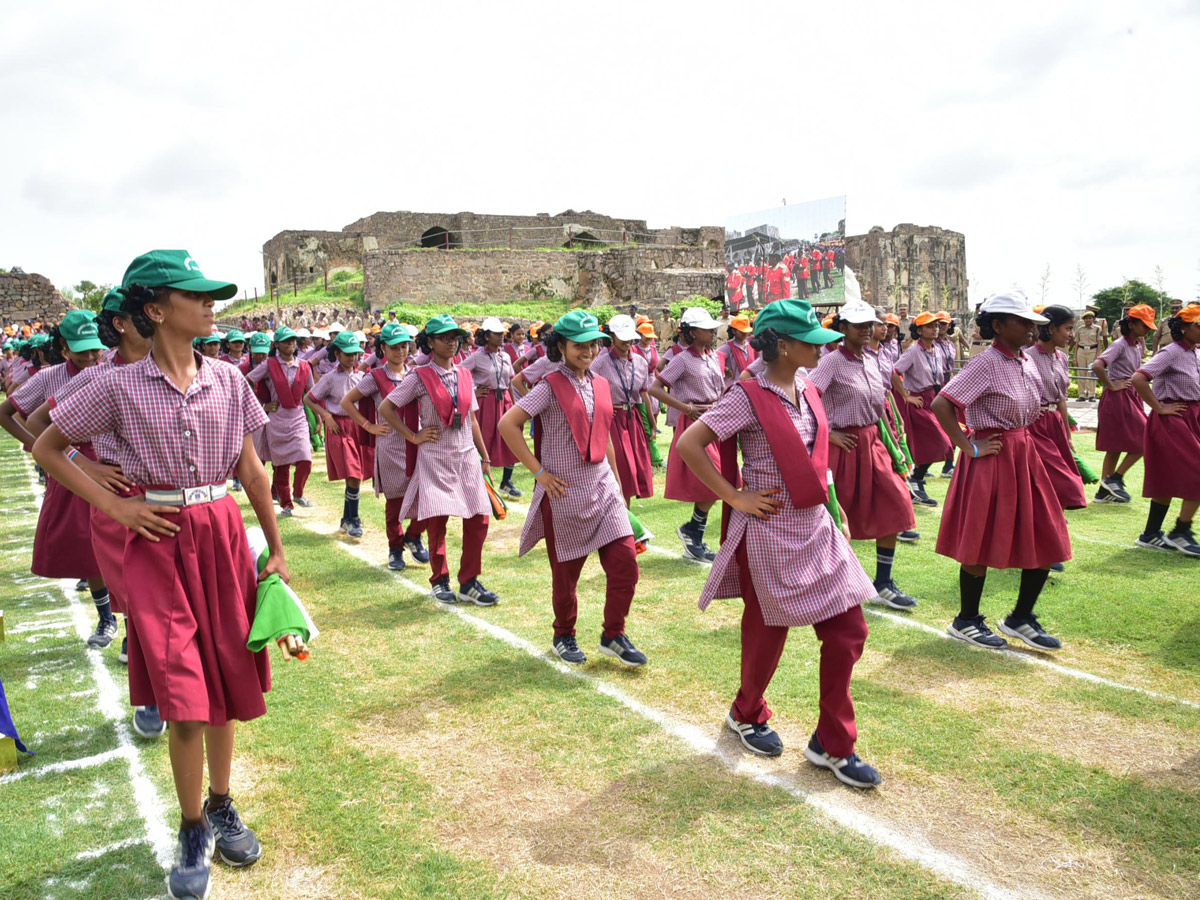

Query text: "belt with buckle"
[144, 484, 229, 507]
[613, 403, 632, 411]
[1078, 345, 1097, 350]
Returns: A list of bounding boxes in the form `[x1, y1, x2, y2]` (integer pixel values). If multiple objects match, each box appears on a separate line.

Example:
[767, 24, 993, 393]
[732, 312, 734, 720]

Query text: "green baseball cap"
[101, 288, 126, 314]
[224, 329, 246, 343]
[248, 333, 271, 353]
[272, 325, 297, 343]
[200, 332, 222, 345]
[379, 322, 411, 345]
[330, 330, 363, 354]
[29, 333, 50, 347]
[424, 313, 468, 337]
[753, 299, 842, 345]
[553, 309, 605, 343]
[59, 309, 104, 352]
[121, 249, 237, 301]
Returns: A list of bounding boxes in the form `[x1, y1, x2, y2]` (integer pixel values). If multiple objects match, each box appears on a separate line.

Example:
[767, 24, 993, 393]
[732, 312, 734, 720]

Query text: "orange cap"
[1032, 304, 1046, 314]
[885, 313, 900, 325]
[635, 315, 652, 325]
[1127, 304, 1156, 328]
[729, 314, 752, 333]
[1177, 304, 1200, 324]
[914, 311, 938, 326]
[822, 314, 836, 328]
[637, 322, 656, 337]
[935, 310, 951, 323]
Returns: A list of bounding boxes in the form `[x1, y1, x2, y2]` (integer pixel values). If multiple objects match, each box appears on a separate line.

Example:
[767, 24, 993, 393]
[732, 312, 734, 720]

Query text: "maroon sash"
[241, 357, 272, 404]
[727, 341, 754, 373]
[415, 364, 473, 428]
[545, 370, 612, 464]
[267, 357, 309, 409]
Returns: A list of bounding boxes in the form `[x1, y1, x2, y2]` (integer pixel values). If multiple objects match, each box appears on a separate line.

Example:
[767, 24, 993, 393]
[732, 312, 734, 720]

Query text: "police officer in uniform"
[1153, 298, 1184, 353]
[1073, 310, 1104, 401]
[896, 305, 915, 350]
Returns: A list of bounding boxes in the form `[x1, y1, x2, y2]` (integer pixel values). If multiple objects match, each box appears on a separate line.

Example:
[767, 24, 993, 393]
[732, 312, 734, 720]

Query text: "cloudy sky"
[2, 0, 1197, 308]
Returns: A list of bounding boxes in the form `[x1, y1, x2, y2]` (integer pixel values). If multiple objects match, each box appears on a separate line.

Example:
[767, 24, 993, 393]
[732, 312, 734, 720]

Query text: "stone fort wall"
[0, 270, 70, 323]
[844, 224, 967, 312]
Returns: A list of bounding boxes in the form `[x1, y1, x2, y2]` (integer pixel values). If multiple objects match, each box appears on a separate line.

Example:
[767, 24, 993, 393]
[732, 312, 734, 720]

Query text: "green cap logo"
[122, 249, 237, 302]
[59, 309, 105, 353]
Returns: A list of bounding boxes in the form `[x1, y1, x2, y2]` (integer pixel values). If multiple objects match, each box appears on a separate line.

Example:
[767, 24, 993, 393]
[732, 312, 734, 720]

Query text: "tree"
[62, 280, 112, 312]
[1037, 264, 1051, 303]
[1072, 264, 1090, 308]
[1090, 279, 1160, 324]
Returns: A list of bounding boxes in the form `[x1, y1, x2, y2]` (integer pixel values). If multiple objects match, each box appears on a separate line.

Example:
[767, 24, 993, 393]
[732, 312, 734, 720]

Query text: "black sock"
[959, 568, 986, 620]
[502, 466, 514, 484]
[1013, 568, 1050, 619]
[912, 464, 930, 483]
[690, 505, 708, 534]
[1171, 517, 1193, 536]
[1144, 500, 1170, 535]
[91, 588, 113, 622]
[874, 545, 895, 588]
[345, 488, 360, 520]
[207, 788, 231, 811]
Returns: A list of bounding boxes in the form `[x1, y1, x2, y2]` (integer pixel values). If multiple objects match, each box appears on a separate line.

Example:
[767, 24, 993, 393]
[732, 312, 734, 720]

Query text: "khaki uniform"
[1074, 322, 1103, 399]
[897, 316, 915, 349]
[1154, 317, 1178, 353]
[349, 314, 364, 332]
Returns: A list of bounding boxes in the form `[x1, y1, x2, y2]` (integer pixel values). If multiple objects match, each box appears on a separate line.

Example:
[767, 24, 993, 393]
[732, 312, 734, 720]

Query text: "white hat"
[405, 324, 419, 339]
[681, 306, 720, 330]
[981, 290, 1048, 324]
[838, 299, 882, 325]
[480, 316, 506, 333]
[312, 329, 330, 340]
[295, 327, 312, 338]
[354, 330, 367, 343]
[329, 321, 346, 333]
[607, 314, 638, 341]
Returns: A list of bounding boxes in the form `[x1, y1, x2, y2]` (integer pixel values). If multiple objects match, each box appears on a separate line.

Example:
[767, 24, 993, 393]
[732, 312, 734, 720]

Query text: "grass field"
[1, 429, 1198, 900]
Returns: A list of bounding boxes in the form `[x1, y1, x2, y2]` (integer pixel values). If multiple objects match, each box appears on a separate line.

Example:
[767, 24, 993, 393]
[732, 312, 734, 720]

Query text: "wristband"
[66, 448, 78, 461]
[533, 465, 544, 477]
[971, 441, 978, 458]
[481, 458, 491, 465]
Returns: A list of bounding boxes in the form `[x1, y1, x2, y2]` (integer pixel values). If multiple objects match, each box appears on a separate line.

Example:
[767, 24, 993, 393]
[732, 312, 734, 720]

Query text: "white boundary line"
[14, 457, 175, 871]
[303, 516, 1033, 900]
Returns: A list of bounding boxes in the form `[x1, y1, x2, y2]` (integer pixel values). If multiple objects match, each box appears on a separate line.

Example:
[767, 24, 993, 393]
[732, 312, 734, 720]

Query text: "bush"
[668, 295, 723, 319]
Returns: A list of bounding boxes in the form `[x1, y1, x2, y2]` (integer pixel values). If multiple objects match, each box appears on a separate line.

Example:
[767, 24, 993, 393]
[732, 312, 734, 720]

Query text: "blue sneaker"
[404, 536, 431, 564]
[726, 712, 783, 757]
[133, 705, 167, 739]
[598, 632, 647, 667]
[458, 578, 499, 607]
[552, 634, 587, 665]
[803, 732, 882, 789]
[387, 548, 406, 571]
[204, 798, 262, 867]
[167, 820, 214, 899]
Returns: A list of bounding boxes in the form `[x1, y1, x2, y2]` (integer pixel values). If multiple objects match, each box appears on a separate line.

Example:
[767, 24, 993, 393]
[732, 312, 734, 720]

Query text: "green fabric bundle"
[245, 527, 319, 652]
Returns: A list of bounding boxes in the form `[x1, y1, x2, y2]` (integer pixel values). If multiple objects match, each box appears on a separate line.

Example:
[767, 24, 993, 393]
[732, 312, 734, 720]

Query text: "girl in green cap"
[247, 328, 316, 518]
[33, 252, 292, 900]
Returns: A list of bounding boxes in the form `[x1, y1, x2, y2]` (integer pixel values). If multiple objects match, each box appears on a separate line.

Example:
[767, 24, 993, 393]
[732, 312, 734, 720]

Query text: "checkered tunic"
[658, 346, 726, 426]
[1029, 344, 1070, 405]
[892, 342, 943, 393]
[810, 346, 887, 429]
[940, 344, 1045, 431]
[589, 349, 651, 407]
[308, 367, 363, 413]
[878, 339, 901, 373]
[386, 364, 490, 520]
[1098, 335, 1145, 380]
[460, 348, 514, 392]
[11, 361, 77, 418]
[697, 374, 875, 627]
[515, 364, 632, 561]
[1138, 339, 1200, 402]
[51, 354, 268, 487]
[717, 338, 756, 387]
[52, 360, 128, 463]
[520, 354, 556, 386]
[246, 359, 314, 465]
[359, 365, 411, 499]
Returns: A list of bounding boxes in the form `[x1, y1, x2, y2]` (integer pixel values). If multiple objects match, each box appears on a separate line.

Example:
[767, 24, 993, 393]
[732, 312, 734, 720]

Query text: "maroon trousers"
[732, 540, 867, 758]
[419, 514, 488, 585]
[384, 498, 426, 550]
[271, 460, 312, 510]
[542, 501, 639, 639]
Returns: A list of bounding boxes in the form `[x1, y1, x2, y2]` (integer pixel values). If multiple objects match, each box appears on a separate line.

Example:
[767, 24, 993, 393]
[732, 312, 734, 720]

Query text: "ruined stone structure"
[264, 210, 724, 309]
[844, 224, 967, 312]
[0, 270, 70, 323]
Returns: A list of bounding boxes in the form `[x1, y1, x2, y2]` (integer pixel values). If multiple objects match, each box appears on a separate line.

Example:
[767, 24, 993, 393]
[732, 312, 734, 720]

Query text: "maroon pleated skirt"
[32, 444, 101, 580]
[898, 389, 953, 465]
[828, 424, 915, 540]
[1027, 409, 1088, 510]
[477, 390, 518, 467]
[89, 485, 144, 616]
[325, 415, 368, 481]
[665, 415, 720, 503]
[122, 492, 270, 725]
[1095, 385, 1147, 453]
[936, 426, 1072, 569]
[1143, 402, 1200, 500]
[611, 406, 653, 500]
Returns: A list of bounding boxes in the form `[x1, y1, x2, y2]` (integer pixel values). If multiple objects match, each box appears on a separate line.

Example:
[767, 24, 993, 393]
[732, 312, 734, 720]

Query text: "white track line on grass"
[0, 745, 134, 784]
[16, 459, 175, 870]
[305, 518, 1029, 900]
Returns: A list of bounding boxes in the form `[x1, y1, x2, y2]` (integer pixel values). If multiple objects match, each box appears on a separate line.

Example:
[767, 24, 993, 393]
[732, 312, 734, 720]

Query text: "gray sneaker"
[87, 617, 118, 648]
[203, 798, 262, 867]
[167, 820, 214, 900]
[133, 705, 167, 739]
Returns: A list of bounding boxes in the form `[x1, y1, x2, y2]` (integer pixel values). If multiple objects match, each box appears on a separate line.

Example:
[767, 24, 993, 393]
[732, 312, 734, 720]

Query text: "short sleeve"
[10, 369, 49, 417]
[49, 370, 119, 443]
[235, 374, 269, 433]
[516, 380, 554, 418]
[385, 370, 423, 408]
[357, 372, 382, 398]
[891, 349, 914, 376]
[246, 360, 269, 383]
[308, 372, 332, 402]
[808, 353, 837, 393]
[522, 346, 540, 364]
[698, 387, 755, 442]
[940, 354, 995, 409]
[1098, 340, 1125, 366]
[658, 352, 688, 387]
[1137, 345, 1174, 380]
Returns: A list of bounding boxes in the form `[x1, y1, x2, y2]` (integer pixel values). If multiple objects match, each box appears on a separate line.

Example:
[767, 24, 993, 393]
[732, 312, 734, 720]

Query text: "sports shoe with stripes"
[1095, 474, 1131, 503]
[1166, 527, 1200, 558]
[598, 632, 647, 667]
[1136, 530, 1176, 552]
[725, 712, 783, 757]
[552, 634, 587, 665]
[947, 615, 1008, 649]
[459, 578, 499, 607]
[803, 731, 882, 789]
[871, 580, 918, 610]
[897, 530, 921, 543]
[999, 613, 1063, 651]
